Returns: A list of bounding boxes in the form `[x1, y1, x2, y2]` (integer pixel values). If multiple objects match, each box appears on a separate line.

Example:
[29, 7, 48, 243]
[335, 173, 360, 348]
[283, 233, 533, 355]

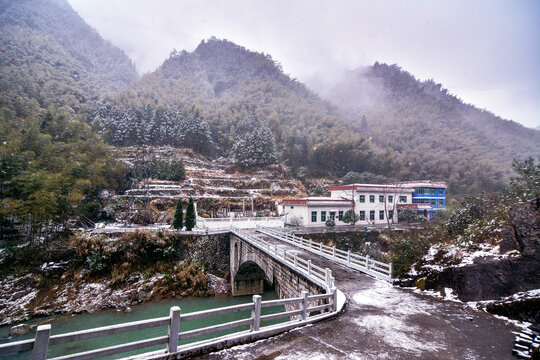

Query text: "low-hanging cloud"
[68, 0, 540, 128]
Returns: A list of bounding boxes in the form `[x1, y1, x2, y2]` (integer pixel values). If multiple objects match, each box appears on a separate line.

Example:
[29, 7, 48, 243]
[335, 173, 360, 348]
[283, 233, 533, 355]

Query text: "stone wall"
[230, 234, 326, 310]
[233, 280, 264, 296]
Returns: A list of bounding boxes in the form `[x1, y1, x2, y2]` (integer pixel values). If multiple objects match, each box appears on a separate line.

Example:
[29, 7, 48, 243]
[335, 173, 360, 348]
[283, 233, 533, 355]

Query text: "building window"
[338, 211, 343, 221]
[369, 210, 375, 220]
[388, 195, 393, 203]
[359, 195, 365, 203]
[439, 199, 443, 206]
[388, 210, 394, 220]
[379, 210, 384, 220]
[399, 196, 407, 203]
[311, 211, 317, 222]
[330, 211, 336, 221]
[379, 195, 384, 203]
[359, 211, 365, 220]
[321, 211, 326, 222]
[370, 195, 375, 203]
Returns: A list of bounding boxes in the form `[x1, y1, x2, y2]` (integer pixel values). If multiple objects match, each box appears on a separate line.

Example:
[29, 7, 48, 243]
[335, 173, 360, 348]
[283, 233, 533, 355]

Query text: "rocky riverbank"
[0, 232, 232, 328]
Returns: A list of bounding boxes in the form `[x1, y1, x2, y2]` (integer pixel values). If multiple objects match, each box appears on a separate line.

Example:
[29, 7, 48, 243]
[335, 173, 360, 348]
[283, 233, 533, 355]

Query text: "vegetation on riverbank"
[0, 232, 230, 325]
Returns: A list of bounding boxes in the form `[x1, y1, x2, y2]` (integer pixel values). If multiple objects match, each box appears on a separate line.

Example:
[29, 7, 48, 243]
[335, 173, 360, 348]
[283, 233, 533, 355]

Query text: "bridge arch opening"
[233, 260, 267, 296]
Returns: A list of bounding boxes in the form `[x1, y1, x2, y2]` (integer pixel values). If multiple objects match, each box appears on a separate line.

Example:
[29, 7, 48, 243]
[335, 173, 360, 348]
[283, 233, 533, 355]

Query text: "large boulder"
[500, 197, 540, 257]
[9, 324, 35, 337]
[427, 257, 540, 301]
[426, 198, 540, 301]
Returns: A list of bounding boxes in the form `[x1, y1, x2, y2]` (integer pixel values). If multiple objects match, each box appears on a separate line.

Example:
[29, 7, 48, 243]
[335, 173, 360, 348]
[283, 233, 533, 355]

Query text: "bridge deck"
[198, 229, 516, 359]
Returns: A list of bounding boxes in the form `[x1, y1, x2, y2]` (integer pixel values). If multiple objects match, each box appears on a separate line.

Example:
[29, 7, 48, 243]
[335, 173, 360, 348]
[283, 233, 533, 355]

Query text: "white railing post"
[325, 268, 332, 288]
[283, 249, 287, 262]
[366, 255, 370, 269]
[301, 291, 309, 321]
[274, 244, 278, 255]
[31, 325, 51, 360]
[309, 239, 312, 248]
[294, 254, 298, 268]
[332, 287, 338, 312]
[332, 246, 336, 257]
[167, 306, 181, 353]
[307, 260, 312, 275]
[347, 250, 351, 263]
[389, 262, 393, 279]
[251, 295, 262, 331]
[319, 243, 322, 253]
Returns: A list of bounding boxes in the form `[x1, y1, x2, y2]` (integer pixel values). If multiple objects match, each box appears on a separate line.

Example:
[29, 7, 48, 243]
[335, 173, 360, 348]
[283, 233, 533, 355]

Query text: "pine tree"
[185, 197, 196, 231]
[173, 199, 183, 229]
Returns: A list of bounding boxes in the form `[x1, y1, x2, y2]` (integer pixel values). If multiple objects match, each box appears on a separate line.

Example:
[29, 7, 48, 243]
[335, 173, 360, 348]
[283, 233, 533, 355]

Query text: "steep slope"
[0, 0, 137, 241]
[105, 38, 400, 179]
[120, 37, 354, 147]
[0, 0, 137, 112]
[325, 63, 540, 194]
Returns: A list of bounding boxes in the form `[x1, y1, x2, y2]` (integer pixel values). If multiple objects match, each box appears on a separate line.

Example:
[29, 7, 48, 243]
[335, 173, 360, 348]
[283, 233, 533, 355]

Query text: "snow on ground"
[352, 280, 447, 355]
[0, 274, 38, 325]
[410, 242, 521, 276]
[276, 351, 336, 360]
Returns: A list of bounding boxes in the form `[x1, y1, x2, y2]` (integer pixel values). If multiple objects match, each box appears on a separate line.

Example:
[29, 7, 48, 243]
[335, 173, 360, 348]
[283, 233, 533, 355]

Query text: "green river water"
[0, 290, 284, 360]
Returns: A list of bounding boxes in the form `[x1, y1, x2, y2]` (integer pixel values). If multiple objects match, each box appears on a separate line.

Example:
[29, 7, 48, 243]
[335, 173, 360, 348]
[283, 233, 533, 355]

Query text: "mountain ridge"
[323, 63, 540, 193]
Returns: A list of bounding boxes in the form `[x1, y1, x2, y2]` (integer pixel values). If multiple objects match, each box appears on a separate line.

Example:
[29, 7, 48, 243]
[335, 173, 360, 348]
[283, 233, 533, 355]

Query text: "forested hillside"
[325, 63, 540, 195]
[100, 38, 402, 178]
[0, 0, 137, 241]
[2, 0, 537, 245]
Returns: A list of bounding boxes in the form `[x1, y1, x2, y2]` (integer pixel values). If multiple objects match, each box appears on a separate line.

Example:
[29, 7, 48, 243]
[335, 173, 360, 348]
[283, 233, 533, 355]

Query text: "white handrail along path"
[0, 229, 345, 360]
[257, 227, 393, 281]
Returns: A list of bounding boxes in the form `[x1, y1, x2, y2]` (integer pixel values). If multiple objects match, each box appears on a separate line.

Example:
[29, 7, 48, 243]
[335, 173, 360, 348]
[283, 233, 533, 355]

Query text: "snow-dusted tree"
[230, 115, 278, 168]
[179, 109, 214, 155]
[93, 103, 214, 155]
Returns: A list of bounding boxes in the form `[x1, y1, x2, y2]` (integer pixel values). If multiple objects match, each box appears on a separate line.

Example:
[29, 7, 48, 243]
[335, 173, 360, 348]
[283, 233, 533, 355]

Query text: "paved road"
[198, 231, 517, 360]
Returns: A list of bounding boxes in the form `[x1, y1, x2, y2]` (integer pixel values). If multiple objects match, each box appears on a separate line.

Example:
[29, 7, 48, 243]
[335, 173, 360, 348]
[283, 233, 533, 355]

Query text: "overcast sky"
[68, 0, 540, 128]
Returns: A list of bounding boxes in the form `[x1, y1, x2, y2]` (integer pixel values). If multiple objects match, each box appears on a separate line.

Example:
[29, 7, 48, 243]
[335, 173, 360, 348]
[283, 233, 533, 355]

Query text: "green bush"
[87, 252, 108, 275]
[398, 208, 425, 223]
[445, 196, 485, 236]
[343, 210, 359, 225]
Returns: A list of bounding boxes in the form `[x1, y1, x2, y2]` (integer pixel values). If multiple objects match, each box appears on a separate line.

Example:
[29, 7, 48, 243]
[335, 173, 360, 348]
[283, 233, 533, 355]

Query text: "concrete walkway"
[198, 231, 517, 359]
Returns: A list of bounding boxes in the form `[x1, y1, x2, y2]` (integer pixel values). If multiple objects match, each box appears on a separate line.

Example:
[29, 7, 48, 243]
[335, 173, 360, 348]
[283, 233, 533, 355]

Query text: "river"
[0, 290, 283, 359]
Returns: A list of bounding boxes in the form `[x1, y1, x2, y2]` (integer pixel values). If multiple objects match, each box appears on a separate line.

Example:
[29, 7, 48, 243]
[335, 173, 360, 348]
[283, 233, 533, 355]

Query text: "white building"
[328, 184, 415, 225]
[278, 197, 354, 226]
[278, 184, 415, 226]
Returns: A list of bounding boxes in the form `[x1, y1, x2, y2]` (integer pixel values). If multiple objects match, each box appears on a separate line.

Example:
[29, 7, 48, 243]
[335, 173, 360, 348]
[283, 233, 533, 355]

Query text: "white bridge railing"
[231, 227, 336, 291]
[0, 230, 344, 360]
[257, 227, 393, 281]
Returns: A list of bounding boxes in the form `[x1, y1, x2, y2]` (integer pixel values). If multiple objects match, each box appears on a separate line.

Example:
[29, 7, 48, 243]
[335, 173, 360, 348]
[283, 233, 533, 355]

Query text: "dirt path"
[198, 231, 517, 359]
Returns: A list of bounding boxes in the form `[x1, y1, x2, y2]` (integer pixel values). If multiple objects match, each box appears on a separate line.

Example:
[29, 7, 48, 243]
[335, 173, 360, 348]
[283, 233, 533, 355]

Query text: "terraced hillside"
[107, 146, 306, 225]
